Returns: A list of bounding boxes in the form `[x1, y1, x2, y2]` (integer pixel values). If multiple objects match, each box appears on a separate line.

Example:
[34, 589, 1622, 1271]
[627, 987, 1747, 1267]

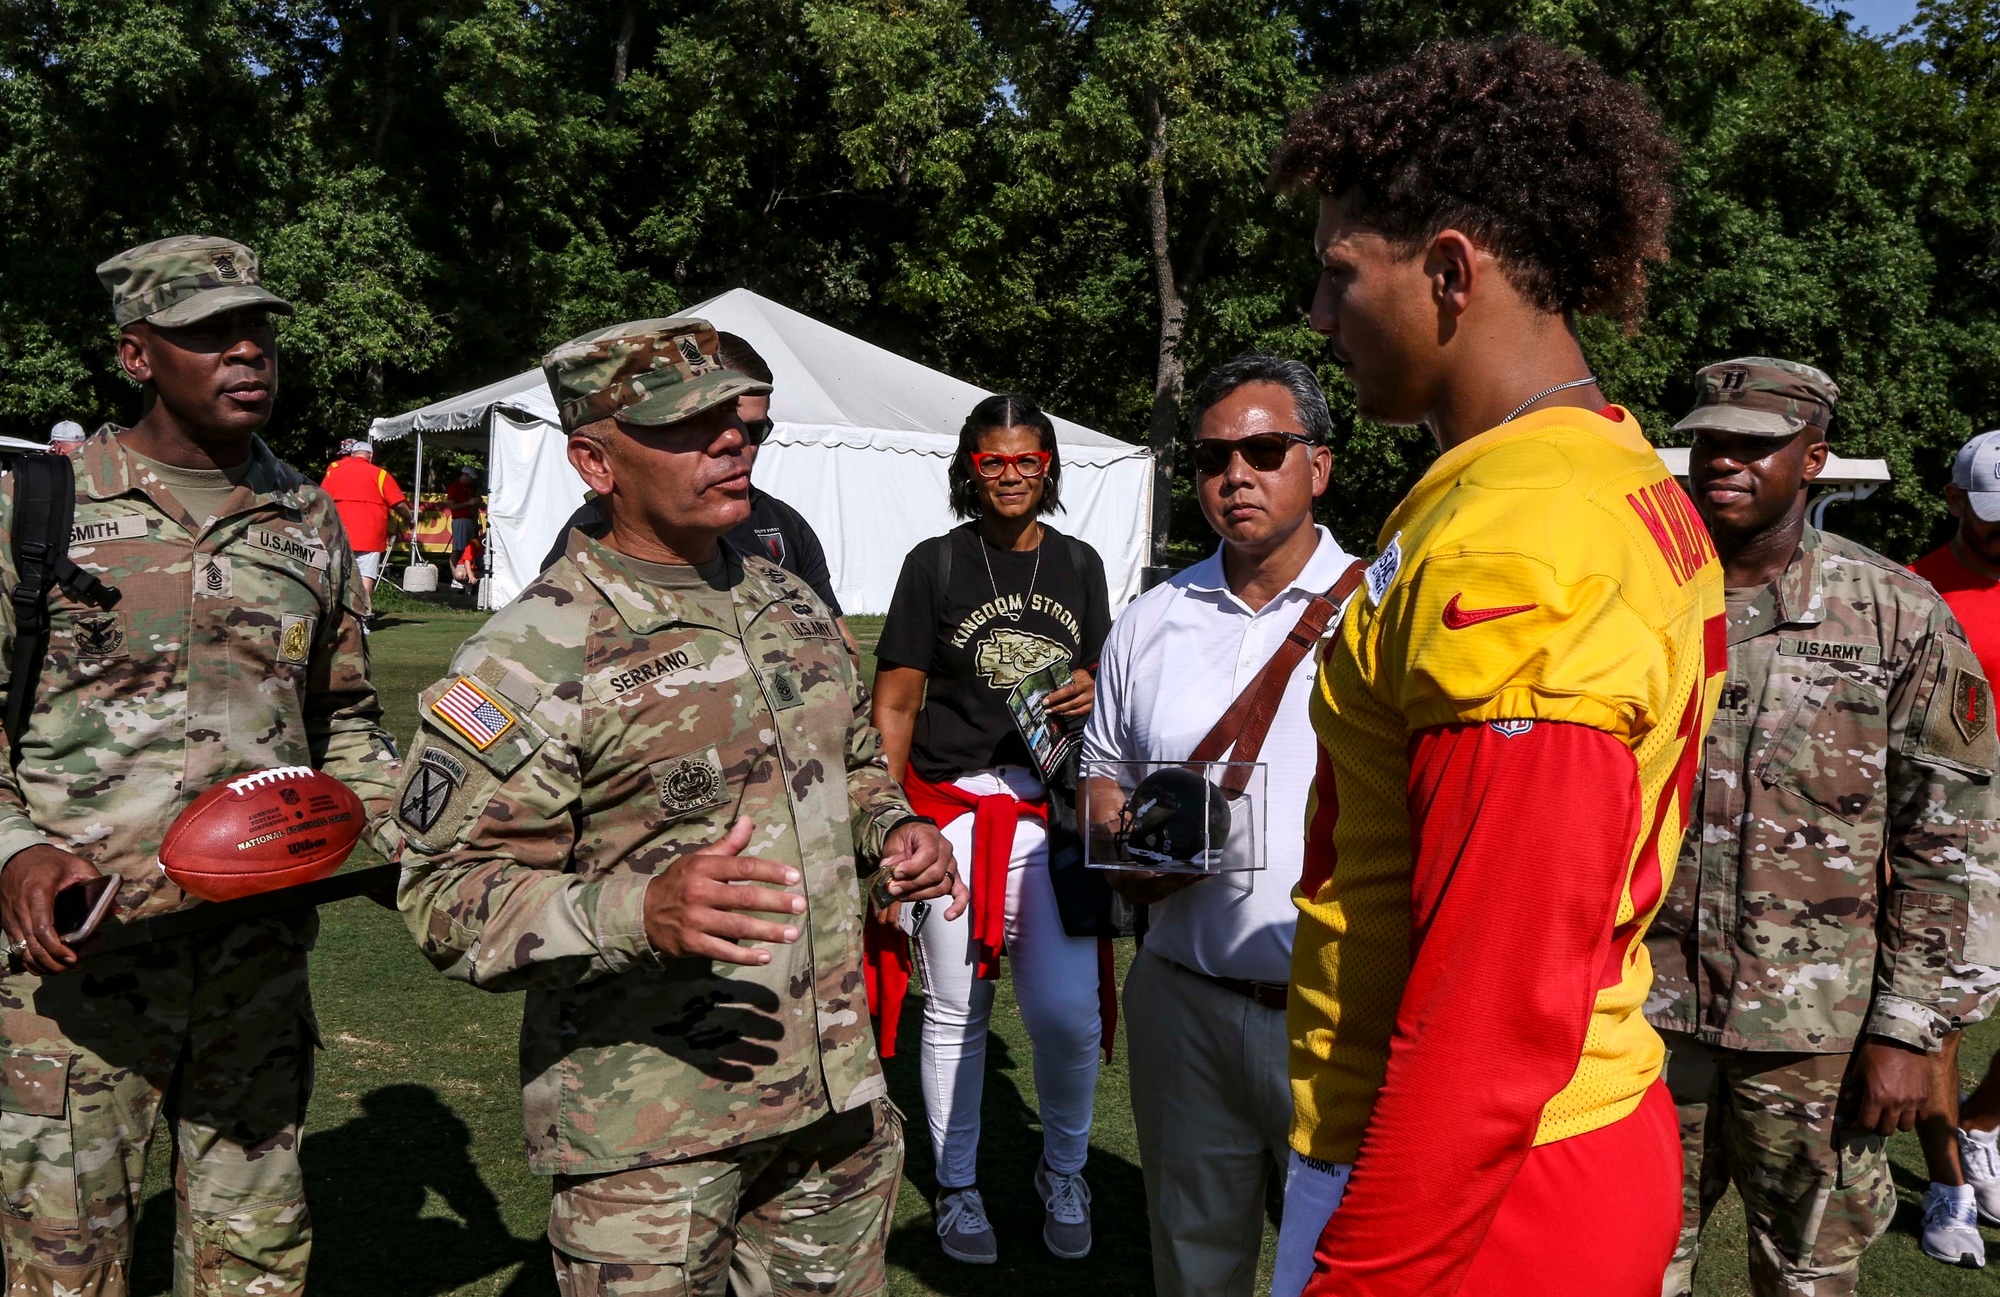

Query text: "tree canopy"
[2, 0, 1996, 559]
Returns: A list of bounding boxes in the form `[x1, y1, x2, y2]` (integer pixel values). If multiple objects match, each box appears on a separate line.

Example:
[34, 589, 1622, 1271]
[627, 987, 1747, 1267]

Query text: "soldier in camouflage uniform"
[394, 317, 964, 1297]
[0, 236, 402, 1295]
[1645, 358, 2000, 1295]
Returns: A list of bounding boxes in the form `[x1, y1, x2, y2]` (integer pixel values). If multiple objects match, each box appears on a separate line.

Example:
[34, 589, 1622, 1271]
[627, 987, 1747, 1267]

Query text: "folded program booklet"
[1007, 661, 1085, 784]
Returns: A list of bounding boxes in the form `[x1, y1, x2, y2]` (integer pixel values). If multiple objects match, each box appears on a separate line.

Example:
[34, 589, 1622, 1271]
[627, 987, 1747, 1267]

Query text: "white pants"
[903, 766, 1101, 1190]
[1126, 948, 1294, 1297]
[1269, 1152, 1351, 1297]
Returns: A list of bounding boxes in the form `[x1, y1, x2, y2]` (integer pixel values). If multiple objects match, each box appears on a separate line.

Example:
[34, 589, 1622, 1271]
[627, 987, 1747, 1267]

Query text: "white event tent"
[368, 289, 1156, 612]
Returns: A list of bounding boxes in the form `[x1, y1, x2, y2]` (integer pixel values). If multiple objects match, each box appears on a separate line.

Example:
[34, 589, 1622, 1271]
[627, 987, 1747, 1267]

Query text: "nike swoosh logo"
[1441, 593, 1539, 629]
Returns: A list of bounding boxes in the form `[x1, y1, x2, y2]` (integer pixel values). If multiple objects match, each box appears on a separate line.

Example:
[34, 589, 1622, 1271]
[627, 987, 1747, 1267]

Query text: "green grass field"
[113, 604, 2000, 1295]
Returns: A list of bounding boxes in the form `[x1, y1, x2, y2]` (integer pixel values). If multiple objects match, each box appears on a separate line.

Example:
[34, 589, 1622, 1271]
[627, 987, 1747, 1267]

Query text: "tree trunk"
[370, 4, 400, 163]
[610, 1, 637, 123]
[1142, 84, 1186, 566]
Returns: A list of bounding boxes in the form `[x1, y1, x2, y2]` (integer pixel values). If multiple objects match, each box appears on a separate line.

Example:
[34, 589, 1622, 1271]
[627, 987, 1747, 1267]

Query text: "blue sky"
[1821, 0, 1924, 35]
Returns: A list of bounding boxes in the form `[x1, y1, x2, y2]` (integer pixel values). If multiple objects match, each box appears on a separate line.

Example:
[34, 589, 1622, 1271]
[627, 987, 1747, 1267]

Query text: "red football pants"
[1454, 1081, 1681, 1296]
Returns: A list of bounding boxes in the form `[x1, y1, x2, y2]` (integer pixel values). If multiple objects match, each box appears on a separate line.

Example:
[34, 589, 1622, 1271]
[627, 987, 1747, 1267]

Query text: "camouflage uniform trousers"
[1660, 1033, 1892, 1297]
[0, 919, 317, 1297]
[549, 1100, 903, 1297]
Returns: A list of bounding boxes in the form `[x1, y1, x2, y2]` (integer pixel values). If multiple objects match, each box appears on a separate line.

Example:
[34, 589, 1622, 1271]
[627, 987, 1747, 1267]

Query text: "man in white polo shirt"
[1083, 354, 1357, 1297]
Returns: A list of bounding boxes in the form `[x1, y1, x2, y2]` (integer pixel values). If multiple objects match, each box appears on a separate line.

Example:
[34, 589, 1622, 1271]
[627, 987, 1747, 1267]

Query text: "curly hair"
[948, 393, 1063, 520]
[1271, 35, 1677, 328]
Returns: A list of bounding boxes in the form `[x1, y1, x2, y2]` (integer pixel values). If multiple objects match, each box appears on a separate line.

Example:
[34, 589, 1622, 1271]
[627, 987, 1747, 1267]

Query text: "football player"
[1270, 37, 1724, 1297]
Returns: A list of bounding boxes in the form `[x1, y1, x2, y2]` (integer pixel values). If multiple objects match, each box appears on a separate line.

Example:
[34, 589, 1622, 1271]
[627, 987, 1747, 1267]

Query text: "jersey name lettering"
[1626, 479, 1716, 586]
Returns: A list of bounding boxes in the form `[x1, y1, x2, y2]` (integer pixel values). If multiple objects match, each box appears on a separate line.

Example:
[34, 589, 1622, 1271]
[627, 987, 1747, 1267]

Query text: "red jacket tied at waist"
[862, 768, 1115, 1060]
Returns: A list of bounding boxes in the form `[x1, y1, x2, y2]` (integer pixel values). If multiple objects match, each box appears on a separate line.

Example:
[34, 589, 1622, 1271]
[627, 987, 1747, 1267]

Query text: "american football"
[159, 766, 365, 902]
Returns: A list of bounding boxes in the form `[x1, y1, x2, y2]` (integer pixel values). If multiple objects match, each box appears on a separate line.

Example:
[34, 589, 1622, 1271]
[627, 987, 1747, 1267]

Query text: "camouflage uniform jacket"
[0, 427, 401, 912]
[1645, 525, 2000, 1054]
[395, 533, 913, 1176]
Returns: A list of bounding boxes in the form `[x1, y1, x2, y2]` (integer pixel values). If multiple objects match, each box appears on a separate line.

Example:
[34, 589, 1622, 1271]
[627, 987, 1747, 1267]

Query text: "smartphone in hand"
[54, 874, 117, 945]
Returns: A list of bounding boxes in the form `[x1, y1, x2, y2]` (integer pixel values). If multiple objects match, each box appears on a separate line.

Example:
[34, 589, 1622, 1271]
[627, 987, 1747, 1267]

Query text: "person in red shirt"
[1910, 427, 2000, 1254]
[445, 467, 481, 586]
[320, 438, 413, 601]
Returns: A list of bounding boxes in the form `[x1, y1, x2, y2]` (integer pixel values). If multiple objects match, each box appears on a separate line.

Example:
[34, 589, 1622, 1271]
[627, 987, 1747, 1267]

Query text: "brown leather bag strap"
[1189, 558, 1367, 794]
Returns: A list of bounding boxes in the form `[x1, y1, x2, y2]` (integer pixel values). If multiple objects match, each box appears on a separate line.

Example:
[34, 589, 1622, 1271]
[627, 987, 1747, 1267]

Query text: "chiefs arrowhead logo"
[1441, 593, 1539, 630]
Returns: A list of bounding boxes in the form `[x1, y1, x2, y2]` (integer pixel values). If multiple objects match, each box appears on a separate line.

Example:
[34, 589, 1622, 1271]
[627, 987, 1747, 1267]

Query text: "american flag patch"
[430, 678, 516, 750]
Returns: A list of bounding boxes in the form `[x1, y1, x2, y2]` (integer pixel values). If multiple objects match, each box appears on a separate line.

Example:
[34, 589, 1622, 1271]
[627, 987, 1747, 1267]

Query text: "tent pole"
[412, 431, 424, 569]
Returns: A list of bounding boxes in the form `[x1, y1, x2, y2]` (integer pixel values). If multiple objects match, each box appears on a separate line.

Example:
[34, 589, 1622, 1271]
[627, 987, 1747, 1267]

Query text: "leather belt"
[1169, 958, 1288, 1010]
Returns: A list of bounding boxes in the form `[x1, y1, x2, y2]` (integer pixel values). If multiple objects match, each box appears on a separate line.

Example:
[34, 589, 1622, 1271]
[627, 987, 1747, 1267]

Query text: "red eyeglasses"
[970, 450, 1052, 479]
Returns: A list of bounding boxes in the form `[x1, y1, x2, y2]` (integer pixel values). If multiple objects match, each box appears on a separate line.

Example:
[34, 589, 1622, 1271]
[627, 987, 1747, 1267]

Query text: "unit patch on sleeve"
[279, 614, 316, 665]
[1915, 636, 2000, 775]
[652, 746, 729, 819]
[430, 676, 519, 750]
[399, 747, 469, 833]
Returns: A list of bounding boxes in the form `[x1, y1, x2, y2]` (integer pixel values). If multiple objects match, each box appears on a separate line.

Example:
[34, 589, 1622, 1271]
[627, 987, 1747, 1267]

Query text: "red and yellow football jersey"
[1288, 405, 1725, 1164]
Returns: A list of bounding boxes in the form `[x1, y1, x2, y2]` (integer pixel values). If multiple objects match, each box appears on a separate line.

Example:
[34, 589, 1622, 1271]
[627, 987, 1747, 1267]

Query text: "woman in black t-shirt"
[873, 394, 1111, 1265]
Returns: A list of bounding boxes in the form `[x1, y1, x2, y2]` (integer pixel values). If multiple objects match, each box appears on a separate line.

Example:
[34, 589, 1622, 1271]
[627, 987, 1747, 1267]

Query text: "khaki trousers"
[1125, 947, 1293, 1297]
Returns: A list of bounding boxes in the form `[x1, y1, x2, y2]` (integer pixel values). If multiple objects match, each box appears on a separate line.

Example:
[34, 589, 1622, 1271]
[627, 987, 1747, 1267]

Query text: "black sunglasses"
[743, 416, 775, 446]
[1189, 432, 1317, 475]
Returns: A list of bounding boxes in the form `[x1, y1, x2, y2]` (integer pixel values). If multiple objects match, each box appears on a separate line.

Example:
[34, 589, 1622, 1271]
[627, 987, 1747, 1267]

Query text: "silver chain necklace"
[980, 524, 1041, 622]
[1500, 374, 1600, 425]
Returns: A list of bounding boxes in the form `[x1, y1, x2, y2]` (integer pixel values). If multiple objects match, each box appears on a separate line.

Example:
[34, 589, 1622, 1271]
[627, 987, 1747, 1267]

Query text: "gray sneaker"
[935, 1187, 997, 1265]
[1921, 1184, 1987, 1269]
[1034, 1159, 1092, 1260]
[1961, 1125, 2000, 1225]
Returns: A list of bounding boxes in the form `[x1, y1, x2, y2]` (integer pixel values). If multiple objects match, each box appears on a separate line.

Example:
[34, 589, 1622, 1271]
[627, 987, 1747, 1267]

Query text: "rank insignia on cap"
[1954, 667, 1990, 744]
[431, 677, 517, 750]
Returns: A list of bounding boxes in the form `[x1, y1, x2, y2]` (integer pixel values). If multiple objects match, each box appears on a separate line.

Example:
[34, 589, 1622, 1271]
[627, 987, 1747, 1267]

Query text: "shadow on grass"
[306, 1084, 546, 1296]
[127, 1085, 546, 1296]
[882, 991, 1154, 1296]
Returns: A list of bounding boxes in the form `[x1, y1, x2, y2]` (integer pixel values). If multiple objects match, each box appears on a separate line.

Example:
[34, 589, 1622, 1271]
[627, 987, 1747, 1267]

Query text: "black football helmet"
[1113, 767, 1230, 868]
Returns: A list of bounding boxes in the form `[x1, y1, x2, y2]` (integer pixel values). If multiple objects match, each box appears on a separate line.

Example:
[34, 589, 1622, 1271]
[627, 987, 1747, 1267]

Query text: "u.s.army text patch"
[1777, 637, 1881, 666]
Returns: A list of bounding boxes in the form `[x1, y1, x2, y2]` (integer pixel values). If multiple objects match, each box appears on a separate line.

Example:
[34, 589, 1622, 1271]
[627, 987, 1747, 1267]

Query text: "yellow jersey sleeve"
[1376, 549, 1671, 737]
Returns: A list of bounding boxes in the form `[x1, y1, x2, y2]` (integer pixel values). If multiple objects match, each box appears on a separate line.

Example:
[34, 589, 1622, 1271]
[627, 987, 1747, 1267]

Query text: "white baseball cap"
[1953, 429, 2000, 521]
[48, 420, 85, 444]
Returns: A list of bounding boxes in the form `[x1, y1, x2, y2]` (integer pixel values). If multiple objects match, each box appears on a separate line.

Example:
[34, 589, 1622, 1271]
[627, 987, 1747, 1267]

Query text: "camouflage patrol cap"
[1673, 357, 1839, 439]
[96, 235, 293, 328]
[541, 318, 771, 435]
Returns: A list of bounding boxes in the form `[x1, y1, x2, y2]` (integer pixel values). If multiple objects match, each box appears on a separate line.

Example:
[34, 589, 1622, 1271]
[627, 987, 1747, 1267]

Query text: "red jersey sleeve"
[381, 470, 407, 508]
[1304, 719, 1640, 1297]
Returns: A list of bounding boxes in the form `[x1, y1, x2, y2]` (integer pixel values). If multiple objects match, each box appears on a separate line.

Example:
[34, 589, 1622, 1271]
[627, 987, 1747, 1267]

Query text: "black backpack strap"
[7, 454, 117, 753]
[933, 529, 954, 597]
